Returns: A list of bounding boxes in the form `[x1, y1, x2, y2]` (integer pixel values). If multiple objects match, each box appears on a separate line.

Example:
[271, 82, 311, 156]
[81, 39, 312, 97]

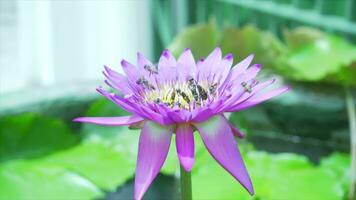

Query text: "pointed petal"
[193, 115, 254, 195]
[198, 47, 222, 81]
[234, 79, 275, 105]
[137, 52, 153, 70]
[157, 49, 178, 82]
[103, 65, 133, 95]
[121, 59, 141, 82]
[134, 121, 173, 200]
[228, 86, 290, 112]
[96, 87, 138, 114]
[210, 53, 233, 84]
[177, 48, 196, 80]
[137, 52, 157, 87]
[231, 54, 254, 77]
[243, 64, 262, 81]
[73, 115, 144, 126]
[176, 123, 195, 171]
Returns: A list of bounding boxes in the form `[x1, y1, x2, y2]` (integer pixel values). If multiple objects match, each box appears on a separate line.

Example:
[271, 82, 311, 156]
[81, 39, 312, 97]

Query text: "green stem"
[346, 87, 356, 200]
[180, 165, 192, 200]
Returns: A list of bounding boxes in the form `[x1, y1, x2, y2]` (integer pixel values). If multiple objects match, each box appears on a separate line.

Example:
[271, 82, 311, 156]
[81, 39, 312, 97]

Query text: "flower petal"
[96, 87, 138, 114]
[177, 48, 196, 80]
[228, 86, 290, 112]
[230, 54, 254, 79]
[157, 49, 178, 83]
[197, 47, 222, 81]
[103, 65, 133, 95]
[193, 115, 254, 195]
[220, 79, 276, 113]
[121, 59, 141, 82]
[134, 121, 173, 200]
[243, 64, 262, 81]
[73, 115, 144, 126]
[176, 123, 195, 171]
[137, 52, 158, 87]
[211, 53, 233, 85]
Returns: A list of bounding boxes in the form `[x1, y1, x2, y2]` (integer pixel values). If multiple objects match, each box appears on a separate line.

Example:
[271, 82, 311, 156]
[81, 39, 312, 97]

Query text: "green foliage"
[41, 142, 135, 191]
[169, 22, 218, 59]
[0, 113, 79, 162]
[221, 25, 286, 68]
[168, 23, 356, 86]
[276, 33, 356, 84]
[191, 150, 347, 200]
[0, 100, 137, 199]
[85, 98, 130, 117]
[159, 132, 350, 200]
[0, 160, 103, 199]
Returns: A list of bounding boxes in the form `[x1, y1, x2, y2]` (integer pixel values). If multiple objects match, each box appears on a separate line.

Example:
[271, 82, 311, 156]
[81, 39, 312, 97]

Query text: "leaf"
[320, 153, 350, 189]
[283, 35, 356, 81]
[0, 135, 139, 197]
[0, 160, 103, 199]
[220, 25, 286, 67]
[42, 142, 136, 191]
[168, 22, 219, 59]
[192, 151, 346, 200]
[283, 27, 324, 50]
[85, 98, 130, 117]
[0, 113, 79, 162]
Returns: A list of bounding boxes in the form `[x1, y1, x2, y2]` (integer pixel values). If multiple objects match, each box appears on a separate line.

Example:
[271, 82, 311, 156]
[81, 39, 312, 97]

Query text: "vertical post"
[180, 164, 192, 200]
[346, 87, 356, 200]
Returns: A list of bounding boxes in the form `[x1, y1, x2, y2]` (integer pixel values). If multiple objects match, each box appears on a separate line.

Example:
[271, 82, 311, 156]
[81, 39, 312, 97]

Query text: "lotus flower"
[74, 47, 289, 200]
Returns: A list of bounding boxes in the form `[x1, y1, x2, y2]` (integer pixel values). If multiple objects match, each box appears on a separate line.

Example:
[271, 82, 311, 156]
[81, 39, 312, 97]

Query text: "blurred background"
[0, 0, 355, 200]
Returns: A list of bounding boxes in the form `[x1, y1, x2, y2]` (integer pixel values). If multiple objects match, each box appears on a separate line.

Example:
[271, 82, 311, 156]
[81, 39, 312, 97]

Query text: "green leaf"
[0, 135, 138, 198]
[283, 27, 324, 50]
[283, 35, 356, 81]
[192, 151, 346, 200]
[41, 142, 136, 191]
[0, 113, 79, 162]
[168, 22, 219, 59]
[85, 98, 129, 117]
[0, 160, 103, 199]
[320, 153, 350, 189]
[220, 25, 286, 67]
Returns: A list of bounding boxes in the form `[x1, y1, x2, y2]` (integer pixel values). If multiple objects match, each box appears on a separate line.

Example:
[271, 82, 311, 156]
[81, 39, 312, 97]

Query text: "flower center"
[139, 77, 218, 110]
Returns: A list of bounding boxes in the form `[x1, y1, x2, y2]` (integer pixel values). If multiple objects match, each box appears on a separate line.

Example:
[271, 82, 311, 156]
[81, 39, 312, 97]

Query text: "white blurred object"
[0, 0, 151, 94]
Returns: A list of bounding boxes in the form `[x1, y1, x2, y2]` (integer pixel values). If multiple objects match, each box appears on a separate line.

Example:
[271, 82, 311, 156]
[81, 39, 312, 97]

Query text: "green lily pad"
[283, 27, 324, 50]
[42, 142, 135, 191]
[0, 160, 103, 199]
[221, 25, 285, 65]
[168, 22, 219, 59]
[192, 151, 347, 200]
[284, 35, 356, 81]
[0, 113, 79, 162]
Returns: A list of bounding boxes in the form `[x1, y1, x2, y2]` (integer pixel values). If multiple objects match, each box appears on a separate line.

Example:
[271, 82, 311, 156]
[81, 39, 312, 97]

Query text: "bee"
[170, 89, 176, 103]
[241, 82, 252, 93]
[154, 98, 162, 104]
[188, 78, 208, 101]
[136, 77, 155, 90]
[162, 88, 176, 107]
[209, 83, 218, 95]
[176, 89, 191, 104]
[144, 64, 159, 76]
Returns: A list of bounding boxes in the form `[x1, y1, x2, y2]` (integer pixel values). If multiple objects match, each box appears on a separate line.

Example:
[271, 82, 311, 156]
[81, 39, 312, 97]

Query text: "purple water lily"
[74, 47, 289, 200]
